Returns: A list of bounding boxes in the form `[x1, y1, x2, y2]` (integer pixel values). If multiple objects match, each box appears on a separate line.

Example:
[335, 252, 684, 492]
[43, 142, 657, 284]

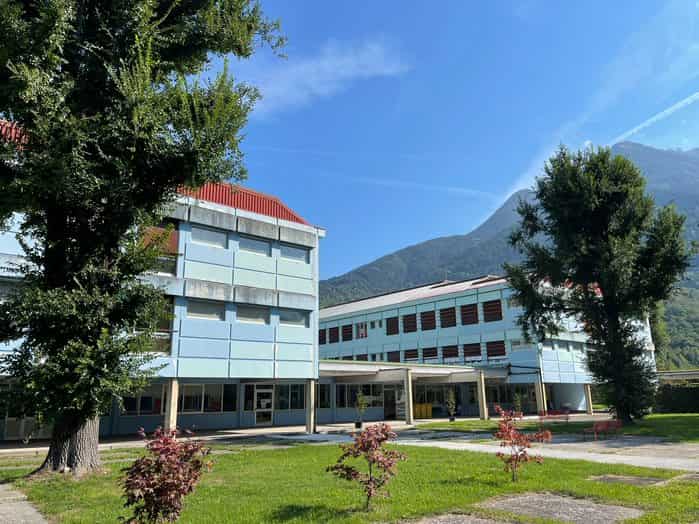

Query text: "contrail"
[609, 90, 699, 144]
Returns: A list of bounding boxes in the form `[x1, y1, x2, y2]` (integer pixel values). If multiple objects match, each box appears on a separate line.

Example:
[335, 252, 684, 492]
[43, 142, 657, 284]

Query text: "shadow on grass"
[270, 503, 363, 522]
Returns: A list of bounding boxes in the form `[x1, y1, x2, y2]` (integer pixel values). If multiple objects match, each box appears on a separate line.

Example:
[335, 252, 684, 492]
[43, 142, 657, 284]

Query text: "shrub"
[494, 405, 551, 482]
[327, 423, 406, 510]
[122, 428, 212, 523]
[655, 383, 699, 413]
[446, 388, 457, 419]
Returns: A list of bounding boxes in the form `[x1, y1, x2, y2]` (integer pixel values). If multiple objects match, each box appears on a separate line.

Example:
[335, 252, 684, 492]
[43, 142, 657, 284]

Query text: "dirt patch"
[479, 492, 644, 523]
[589, 474, 664, 486]
[406, 515, 502, 524]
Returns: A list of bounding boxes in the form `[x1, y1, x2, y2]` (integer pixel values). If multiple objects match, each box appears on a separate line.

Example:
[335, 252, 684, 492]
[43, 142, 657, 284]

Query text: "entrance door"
[383, 386, 397, 420]
[254, 385, 274, 426]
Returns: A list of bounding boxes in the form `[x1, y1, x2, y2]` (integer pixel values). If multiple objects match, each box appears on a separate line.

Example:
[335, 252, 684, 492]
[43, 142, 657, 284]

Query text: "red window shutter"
[386, 317, 399, 336]
[442, 345, 459, 359]
[387, 351, 401, 362]
[403, 349, 419, 361]
[460, 304, 478, 325]
[355, 354, 368, 361]
[486, 340, 506, 358]
[420, 311, 436, 331]
[402, 313, 417, 333]
[483, 300, 503, 322]
[439, 307, 456, 328]
[328, 327, 339, 344]
[341, 324, 353, 341]
[318, 329, 326, 345]
[422, 347, 438, 359]
[463, 343, 482, 358]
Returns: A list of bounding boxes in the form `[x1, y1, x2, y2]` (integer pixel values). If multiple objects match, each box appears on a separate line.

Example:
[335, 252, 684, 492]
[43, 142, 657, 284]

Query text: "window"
[385, 317, 399, 336]
[483, 300, 503, 322]
[328, 326, 339, 343]
[290, 384, 304, 409]
[420, 310, 436, 331]
[236, 304, 270, 324]
[317, 384, 331, 409]
[402, 313, 417, 333]
[203, 384, 223, 412]
[422, 347, 438, 360]
[280, 309, 309, 327]
[341, 324, 353, 341]
[223, 384, 237, 411]
[439, 307, 457, 328]
[486, 340, 506, 358]
[181, 384, 202, 412]
[377, 319, 383, 328]
[442, 345, 459, 359]
[369, 320, 375, 329]
[244, 384, 254, 411]
[191, 225, 227, 248]
[355, 354, 368, 361]
[460, 303, 479, 325]
[463, 343, 482, 359]
[386, 351, 401, 362]
[155, 297, 174, 333]
[318, 329, 327, 345]
[280, 243, 309, 263]
[238, 235, 271, 256]
[187, 299, 225, 321]
[510, 339, 523, 350]
[341, 355, 354, 361]
[355, 322, 367, 339]
[403, 349, 419, 361]
[154, 255, 177, 276]
[275, 384, 290, 410]
[123, 384, 164, 416]
[507, 296, 522, 308]
[336, 384, 347, 408]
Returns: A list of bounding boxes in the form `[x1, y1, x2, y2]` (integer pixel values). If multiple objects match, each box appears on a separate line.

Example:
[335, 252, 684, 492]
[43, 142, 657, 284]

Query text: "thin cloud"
[239, 38, 409, 117]
[609, 90, 699, 144]
[509, 0, 699, 195]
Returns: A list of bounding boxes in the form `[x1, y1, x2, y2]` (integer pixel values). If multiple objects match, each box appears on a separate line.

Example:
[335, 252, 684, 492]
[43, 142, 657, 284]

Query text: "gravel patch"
[479, 492, 644, 523]
[406, 515, 502, 524]
[589, 474, 664, 486]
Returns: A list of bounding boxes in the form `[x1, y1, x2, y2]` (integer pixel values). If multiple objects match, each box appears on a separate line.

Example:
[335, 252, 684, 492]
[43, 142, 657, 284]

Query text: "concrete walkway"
[0, 484, 46, 524]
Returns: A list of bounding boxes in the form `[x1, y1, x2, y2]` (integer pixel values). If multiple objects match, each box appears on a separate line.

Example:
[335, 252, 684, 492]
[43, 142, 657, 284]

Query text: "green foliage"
[661, 288, 699, 369]
[0, 0, 282, 467]
[505, 145, 693, 421]
[446, 388, 457, 417]
[355, 392, 369, 422]
[655, 383, 699, 413]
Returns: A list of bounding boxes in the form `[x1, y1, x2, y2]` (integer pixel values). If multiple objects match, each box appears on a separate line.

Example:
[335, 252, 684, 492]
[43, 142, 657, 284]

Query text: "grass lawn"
[417, 413, 699, 442]
[1, 443, 698, 523]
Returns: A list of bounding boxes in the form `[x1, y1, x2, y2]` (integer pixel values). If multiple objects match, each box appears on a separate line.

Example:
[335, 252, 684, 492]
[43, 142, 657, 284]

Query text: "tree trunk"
[33, 415, 101, 477]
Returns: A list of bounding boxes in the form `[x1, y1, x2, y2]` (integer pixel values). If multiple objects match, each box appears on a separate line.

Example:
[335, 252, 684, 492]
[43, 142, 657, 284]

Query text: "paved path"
[0, 484, 46, 524]
[395, 437, 699, 472]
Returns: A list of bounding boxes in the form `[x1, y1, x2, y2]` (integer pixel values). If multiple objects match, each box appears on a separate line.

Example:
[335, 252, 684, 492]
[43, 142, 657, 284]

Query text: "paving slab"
[0, 485, 46, 524]
[589, 474, 664, 486]
[408, 515, 502, 524]
[480, 492, 644, 524]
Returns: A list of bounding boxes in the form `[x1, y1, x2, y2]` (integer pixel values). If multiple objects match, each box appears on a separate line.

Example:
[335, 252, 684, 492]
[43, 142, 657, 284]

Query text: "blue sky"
[212, 1, 699, 279]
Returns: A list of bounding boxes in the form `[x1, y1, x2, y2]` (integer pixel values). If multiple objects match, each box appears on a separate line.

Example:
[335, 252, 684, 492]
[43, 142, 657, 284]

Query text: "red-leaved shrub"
[327, 423, 406, 510]
[494, 405, 551, 482]
[122, 428, 212, 523]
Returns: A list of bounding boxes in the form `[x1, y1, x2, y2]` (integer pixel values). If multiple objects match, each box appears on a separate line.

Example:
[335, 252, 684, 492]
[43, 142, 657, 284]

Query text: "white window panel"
[236, 304, 270, 324]
[239, 235, 271, 256]
[191, 225, 227, 248]
[280, 243, 309, 263]
[186, 299, 226, 321]
[279, 309, 309, 327]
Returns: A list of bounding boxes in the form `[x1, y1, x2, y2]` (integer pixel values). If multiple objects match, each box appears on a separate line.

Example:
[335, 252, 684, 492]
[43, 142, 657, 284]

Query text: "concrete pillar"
[584, 383, 594, 415]
[476, 371, 488, 420]
[403, 368, 414, 425]
[164, 378, 179, 432]
[535, 378, 547, 415]
[305, 379, 316, 434]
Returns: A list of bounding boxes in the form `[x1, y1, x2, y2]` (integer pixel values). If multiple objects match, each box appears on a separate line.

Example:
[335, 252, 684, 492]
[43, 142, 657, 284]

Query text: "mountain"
[320, 142, 699, 368]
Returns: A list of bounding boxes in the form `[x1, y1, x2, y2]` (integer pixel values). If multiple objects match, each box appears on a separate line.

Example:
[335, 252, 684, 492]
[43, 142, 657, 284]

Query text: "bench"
[583, 419, 623, 441]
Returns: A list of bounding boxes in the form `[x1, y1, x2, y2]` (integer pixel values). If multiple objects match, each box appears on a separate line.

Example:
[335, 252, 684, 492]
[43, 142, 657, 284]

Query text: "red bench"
[583, 419, 623, 441]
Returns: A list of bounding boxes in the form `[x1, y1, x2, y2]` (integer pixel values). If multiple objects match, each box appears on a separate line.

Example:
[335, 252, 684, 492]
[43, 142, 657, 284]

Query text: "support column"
[584, 383, 594, 415]
[403, 368, 414, 425]
[164, 378, 179, 432]
[534, 378, 547, 415]
[476, 371, 488, 420]
[305, 379, 316, 434]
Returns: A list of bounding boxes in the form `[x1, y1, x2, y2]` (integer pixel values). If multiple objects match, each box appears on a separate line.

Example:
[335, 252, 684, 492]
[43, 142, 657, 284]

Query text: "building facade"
[0, 183, 326, 440]
[318, 277, 656, 420]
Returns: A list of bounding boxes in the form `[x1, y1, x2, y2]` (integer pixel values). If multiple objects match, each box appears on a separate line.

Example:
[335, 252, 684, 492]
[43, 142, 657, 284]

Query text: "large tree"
[0, 1, 282, 475]
[505, 146, 692, 422]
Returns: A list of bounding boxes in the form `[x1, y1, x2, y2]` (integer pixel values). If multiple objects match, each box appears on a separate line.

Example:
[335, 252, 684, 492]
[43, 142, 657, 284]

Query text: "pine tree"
[505, 146, 693, 422]
[0, 1, 282, 476]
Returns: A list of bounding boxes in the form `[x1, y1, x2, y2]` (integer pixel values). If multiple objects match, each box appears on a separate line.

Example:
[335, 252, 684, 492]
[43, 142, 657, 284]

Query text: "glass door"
[254, 384, 274, 426]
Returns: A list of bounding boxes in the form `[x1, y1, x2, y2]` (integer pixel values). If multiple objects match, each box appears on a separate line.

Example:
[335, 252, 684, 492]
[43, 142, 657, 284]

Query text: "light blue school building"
[0, 183, 656, 440]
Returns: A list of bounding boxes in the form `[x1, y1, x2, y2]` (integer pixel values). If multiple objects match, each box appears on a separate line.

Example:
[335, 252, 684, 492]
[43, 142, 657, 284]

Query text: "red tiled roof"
[0, 120, 308, 225]
[180, 182, 309, 225]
